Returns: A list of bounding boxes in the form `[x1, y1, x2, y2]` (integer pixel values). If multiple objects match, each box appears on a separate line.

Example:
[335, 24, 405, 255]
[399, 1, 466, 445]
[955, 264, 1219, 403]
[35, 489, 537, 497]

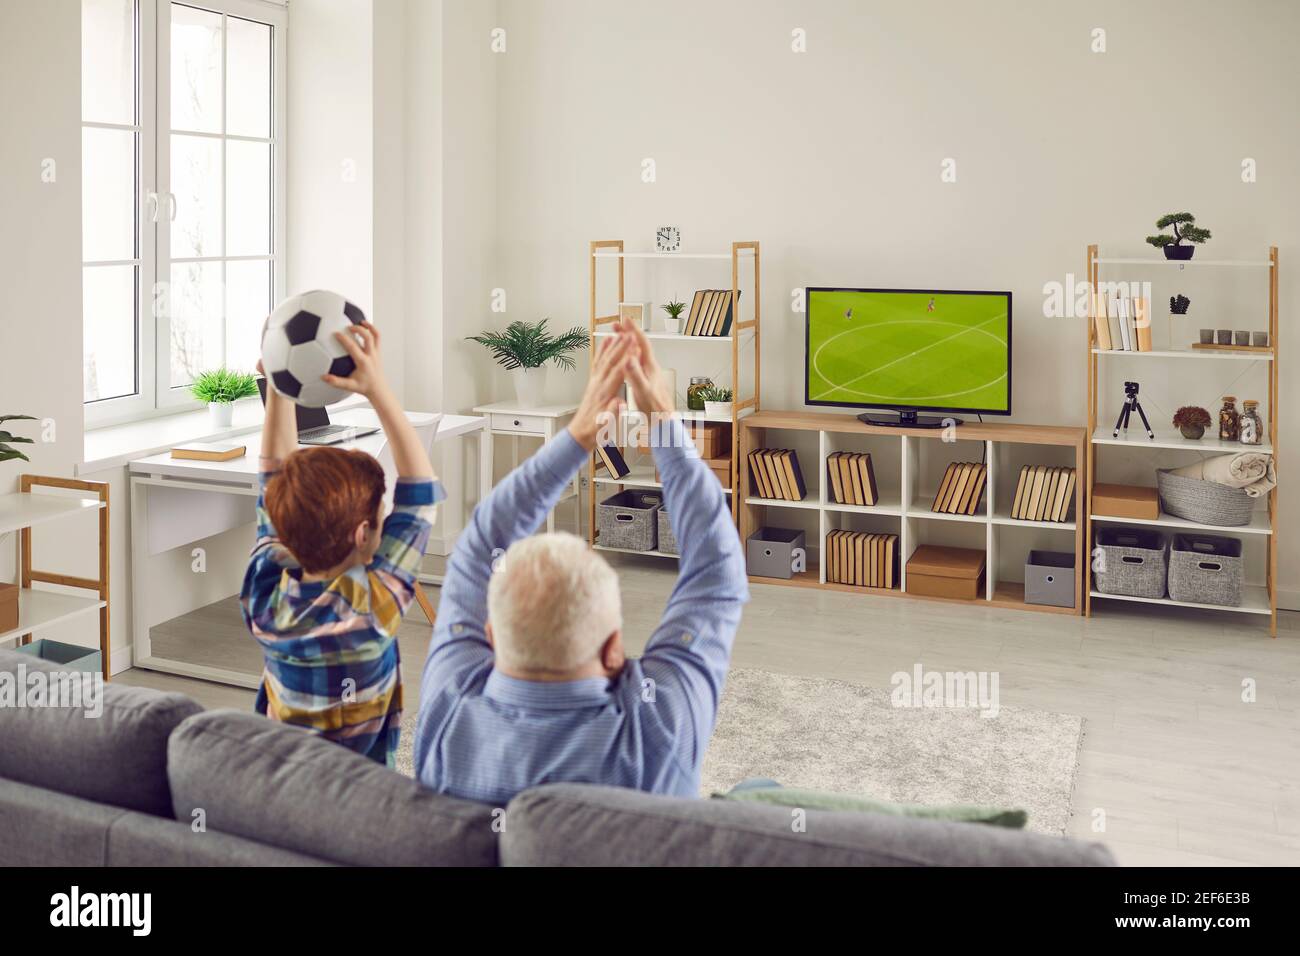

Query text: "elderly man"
[414, 319, 748, 804]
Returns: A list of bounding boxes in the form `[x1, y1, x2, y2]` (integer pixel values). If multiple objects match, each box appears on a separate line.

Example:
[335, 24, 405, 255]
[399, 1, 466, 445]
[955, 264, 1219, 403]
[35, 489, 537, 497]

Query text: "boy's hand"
[568, 333, 631, 451]
[322, 322, 390, 400]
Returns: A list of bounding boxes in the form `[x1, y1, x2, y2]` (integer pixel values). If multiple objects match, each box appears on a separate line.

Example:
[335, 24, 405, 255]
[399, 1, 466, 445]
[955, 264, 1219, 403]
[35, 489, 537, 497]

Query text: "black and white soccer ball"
[261, 290, 366, 407]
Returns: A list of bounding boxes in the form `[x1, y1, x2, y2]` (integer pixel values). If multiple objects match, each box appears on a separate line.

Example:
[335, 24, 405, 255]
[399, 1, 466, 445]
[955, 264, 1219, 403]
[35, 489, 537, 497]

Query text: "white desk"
[473, 401, 581, 534]
[128, 408, 487, 688]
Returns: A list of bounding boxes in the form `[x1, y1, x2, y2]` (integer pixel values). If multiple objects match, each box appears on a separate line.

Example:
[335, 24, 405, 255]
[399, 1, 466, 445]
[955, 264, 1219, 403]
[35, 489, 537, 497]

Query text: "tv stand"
[857, 410, 962, 429]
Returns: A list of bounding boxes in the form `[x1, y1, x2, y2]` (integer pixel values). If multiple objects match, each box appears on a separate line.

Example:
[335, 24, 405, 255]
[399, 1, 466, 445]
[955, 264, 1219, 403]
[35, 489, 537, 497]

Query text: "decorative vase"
[1179, 424, 1205, 440]
[1163, 245, 1194, 261]
[704, 400, 733, 420]
[511, 366, 547, 406]
[208, 402, 234, 429]
[663, 318, 681, 334]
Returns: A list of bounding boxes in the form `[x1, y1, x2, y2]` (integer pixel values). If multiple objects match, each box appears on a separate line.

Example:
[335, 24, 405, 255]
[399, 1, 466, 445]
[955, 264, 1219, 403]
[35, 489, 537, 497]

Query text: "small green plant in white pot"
[700, 385, 733, 419]
[468, 318, 588, 406]
[190, 368, 259, 429]
[661, 299, 686, 334]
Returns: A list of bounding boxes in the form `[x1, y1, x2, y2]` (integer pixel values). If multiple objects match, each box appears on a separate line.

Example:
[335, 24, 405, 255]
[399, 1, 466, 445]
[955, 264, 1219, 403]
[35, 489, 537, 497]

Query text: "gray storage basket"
[596, 489, 663, 551]
[1094, 527, 1167, 598]
[1157, 468, 1254, 527]
[657, 509, 678, 555]
[1168, 533, 1243, 607]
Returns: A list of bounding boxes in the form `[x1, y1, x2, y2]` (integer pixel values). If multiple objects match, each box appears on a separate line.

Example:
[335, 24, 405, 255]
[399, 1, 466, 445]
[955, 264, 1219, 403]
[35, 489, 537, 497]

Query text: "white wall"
[492, 0, 1300, 602]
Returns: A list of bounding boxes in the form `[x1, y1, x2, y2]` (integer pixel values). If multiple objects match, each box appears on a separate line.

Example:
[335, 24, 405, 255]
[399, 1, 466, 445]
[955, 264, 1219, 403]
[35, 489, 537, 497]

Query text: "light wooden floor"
[122, 554, 1300, 867]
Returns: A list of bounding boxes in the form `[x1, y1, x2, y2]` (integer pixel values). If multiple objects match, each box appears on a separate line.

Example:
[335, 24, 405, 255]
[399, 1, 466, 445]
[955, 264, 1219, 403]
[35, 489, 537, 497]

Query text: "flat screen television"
[804, 287, 1012, 427]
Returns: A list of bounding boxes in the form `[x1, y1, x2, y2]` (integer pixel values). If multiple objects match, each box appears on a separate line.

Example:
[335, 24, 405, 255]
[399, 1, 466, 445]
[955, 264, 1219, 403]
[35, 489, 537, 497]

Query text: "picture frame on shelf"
[619, 301, 651, 331]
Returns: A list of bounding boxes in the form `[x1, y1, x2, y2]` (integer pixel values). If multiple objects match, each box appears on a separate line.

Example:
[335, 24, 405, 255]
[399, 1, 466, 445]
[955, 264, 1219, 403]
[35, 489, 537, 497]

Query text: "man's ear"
[600, 629, 624, 675]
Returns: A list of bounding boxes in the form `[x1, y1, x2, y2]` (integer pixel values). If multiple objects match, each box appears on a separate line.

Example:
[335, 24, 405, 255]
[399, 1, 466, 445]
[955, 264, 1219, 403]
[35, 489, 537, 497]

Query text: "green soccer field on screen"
[806, 290, 1010, 413]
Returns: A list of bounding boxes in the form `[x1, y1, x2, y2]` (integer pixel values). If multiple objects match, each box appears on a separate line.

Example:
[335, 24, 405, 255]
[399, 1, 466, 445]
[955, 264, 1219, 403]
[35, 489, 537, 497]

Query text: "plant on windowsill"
[190, 368, 259, 430]
[1145, 213, 1211, 261]
[699, 385, 734, 420]
[1172, 405, 1212, 441]
[468, 318, 588, 406]
[0, 414, 37, 464]
[661, 299, 686, 334]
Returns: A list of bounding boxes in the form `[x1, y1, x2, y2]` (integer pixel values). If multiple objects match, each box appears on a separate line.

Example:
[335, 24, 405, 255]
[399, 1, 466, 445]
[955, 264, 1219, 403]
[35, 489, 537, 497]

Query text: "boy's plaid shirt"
[240, 462, 443, 763]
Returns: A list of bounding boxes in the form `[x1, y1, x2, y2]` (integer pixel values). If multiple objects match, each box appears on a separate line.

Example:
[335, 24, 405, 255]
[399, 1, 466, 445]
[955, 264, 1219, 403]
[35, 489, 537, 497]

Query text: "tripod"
[1112, 382, 1154, 439]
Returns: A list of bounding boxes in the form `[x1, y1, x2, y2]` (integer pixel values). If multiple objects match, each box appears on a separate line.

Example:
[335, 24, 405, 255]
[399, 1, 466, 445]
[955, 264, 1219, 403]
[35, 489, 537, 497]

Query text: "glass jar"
[686, 376, 713, 411]
[1239, 400, 1263, 446]
[1218, 396, 1239, 442]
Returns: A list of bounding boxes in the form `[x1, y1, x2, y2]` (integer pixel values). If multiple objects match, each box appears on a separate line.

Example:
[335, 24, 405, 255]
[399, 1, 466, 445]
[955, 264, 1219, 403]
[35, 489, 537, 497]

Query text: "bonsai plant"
[1172, 405, 1212, 440]
[1170, 294, 1190, 315]
[699, 384, 734, 419]
[190, 368, 259, 429]
[1146, 213, 1211, 261]
[0, 414, 37, 464]
[468, 318, 588, 405]
[661, 299, 686, 334]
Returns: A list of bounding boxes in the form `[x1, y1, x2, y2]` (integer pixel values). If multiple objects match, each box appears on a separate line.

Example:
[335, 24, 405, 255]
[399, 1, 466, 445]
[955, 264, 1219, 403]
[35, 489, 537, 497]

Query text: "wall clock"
[656, 226, 680, 253]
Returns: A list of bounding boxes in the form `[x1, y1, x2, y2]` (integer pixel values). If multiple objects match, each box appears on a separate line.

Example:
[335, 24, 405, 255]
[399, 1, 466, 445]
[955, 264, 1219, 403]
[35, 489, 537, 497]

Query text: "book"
[826, 530, 839, 582]
[1134, 296, 1152, 352]
[684, 291, 707, 335]
[856, 453, 878, 506]
[767, 450, 793, 500]
[1105, 294, 1123, 352]
[1116, 297, 1132, 351]
[839, 454, 858, 504]
[1026, 465, 1047, 518]
[827, 452, 845, 503]
[1053, 468, 1077, 522]
[170, 441, 247, 462]
[962, 463, 987, 515]
[1038, 468, 1059, 521]
[686, 291, 714, 335]
[1010, 465, 1031, 519]
[884, 535, 896, 589]
[715, 291, 738, 337]
[780, 450, 808, 501]
[945, 463, 973, 513]
[595, 444, 630, 479]
[932, 463, 958, 512]
[1093, 292, 1112, 351]
[847, 455, 865, 505]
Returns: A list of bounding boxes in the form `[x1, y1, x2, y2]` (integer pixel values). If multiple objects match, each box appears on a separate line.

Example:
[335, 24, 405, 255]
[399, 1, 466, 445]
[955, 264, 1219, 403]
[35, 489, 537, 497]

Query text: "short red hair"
[265, 446, 386, 573]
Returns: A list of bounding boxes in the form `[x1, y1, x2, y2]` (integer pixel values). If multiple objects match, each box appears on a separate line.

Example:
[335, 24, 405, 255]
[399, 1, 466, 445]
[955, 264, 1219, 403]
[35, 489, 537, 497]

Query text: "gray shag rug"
[397, 666, 1084, 835]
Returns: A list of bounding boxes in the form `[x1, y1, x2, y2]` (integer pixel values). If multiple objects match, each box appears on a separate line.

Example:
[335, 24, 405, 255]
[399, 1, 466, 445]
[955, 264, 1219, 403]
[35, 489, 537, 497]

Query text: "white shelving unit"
[738, 411, 1087, 616]
[1084, 243, 1280, 635]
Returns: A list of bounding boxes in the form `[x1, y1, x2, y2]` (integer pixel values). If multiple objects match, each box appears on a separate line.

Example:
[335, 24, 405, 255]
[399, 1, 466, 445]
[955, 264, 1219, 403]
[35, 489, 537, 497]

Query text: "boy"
[240, 321, 443, 765]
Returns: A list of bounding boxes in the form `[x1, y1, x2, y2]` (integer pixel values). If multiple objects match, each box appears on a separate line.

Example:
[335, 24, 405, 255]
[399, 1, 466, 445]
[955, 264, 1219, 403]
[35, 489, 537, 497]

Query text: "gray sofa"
[0, 649, 1114, 866]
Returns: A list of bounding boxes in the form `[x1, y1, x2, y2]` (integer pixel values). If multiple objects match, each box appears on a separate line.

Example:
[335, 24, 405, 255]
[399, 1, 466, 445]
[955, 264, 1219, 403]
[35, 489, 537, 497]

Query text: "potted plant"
[190, 368, 259, 429]
[1170, 294, 1190, 315]
[1172, 405, 1212, 440]
[700, 385, 734, 419]
[661, 299, 686, 334]
[468, 318, 588, 406]
[1146, 213, 1211, 261]
[0, 414, 36, 464]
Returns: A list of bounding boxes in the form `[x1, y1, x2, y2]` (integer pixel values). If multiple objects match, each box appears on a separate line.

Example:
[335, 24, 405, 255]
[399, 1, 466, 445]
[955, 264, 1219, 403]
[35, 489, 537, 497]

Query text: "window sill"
[79, 395, 367, 475]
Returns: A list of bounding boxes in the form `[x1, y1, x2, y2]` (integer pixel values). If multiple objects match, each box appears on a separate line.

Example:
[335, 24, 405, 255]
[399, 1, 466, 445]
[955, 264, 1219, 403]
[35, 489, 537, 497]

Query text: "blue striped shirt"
[414, 417, 748, 805]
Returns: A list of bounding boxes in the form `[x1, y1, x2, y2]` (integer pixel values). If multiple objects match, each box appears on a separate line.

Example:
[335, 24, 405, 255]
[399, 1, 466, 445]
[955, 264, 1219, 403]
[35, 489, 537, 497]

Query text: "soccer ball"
[261, 290, 366, 407]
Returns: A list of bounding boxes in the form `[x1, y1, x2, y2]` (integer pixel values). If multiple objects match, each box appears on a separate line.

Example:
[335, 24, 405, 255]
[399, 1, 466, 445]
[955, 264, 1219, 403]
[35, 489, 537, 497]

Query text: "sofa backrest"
[167, 710, 501, 867]
[0, 648, 200, 816]
[502, 784, 1118, 866]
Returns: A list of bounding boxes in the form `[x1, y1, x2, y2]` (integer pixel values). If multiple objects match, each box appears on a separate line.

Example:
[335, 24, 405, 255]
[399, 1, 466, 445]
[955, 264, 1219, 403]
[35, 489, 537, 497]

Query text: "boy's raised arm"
[258, 359, 299, 466]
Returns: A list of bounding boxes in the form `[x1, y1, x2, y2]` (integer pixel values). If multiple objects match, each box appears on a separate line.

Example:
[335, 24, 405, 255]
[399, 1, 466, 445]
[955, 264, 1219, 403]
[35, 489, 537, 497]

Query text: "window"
[82, 0, 285, 425]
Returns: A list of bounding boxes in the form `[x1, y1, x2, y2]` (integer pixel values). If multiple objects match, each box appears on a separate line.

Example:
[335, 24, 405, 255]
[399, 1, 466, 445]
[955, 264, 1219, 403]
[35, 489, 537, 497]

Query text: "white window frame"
[85, 0, 287, 428]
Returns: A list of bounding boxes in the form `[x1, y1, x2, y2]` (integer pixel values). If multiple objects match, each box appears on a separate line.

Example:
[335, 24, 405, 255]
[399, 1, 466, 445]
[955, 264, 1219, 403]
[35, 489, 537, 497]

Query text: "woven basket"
[1156, 468, 1254, 527]
[1093, 527, 1167, 599]
[596, 490, 662, 551]
[1167, 533, 1243, 607]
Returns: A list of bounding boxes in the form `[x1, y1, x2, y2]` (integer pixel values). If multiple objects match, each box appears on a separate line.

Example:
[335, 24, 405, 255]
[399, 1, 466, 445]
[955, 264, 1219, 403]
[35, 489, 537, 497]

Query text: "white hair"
[487, 532, 622, 673]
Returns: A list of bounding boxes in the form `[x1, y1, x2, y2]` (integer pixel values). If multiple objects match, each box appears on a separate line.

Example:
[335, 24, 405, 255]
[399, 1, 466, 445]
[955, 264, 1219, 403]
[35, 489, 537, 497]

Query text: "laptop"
[256, 378, 380, 445]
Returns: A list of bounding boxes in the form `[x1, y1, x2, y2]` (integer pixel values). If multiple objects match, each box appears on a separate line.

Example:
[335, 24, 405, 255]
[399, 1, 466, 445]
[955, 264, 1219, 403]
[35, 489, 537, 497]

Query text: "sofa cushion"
[0, 776, 123, 865]
[106, 810, 336, 866]
[502, 784, 1117, 866]
[168, 710, 499, 867]
[0, 649, 201, 816]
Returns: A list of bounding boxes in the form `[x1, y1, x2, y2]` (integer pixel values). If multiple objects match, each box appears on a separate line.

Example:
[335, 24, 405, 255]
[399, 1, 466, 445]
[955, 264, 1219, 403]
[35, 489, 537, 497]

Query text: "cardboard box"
[656, 457, 732, 488]
[686, 422, 730, 459]
[906, 545, 986, 600]
[1092, 483, 1159, 520]
[0, 582, 17, 632]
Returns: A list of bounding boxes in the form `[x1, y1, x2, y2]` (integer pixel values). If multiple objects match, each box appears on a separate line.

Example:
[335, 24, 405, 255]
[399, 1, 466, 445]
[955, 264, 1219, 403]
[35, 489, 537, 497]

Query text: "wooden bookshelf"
[1084, 244, 1280, 635]
[587, 239, 761, 555]
[738, 411, 1087, 616]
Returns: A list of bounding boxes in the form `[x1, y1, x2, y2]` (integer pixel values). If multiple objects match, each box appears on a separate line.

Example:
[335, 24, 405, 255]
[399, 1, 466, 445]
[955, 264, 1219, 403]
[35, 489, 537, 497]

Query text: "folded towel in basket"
[1171, 452, 1276, 498]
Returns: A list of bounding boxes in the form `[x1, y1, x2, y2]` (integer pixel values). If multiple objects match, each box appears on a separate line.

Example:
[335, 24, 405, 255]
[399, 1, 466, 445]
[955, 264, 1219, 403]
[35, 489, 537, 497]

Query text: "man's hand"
[568, 333, 631, 451]
[622, 318, 674, 416]
[322, 322, 391, 402]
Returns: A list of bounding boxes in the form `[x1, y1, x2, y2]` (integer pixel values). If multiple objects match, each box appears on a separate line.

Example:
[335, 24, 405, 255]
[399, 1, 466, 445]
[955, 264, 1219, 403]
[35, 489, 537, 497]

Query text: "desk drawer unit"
[491, 413, 548, 435]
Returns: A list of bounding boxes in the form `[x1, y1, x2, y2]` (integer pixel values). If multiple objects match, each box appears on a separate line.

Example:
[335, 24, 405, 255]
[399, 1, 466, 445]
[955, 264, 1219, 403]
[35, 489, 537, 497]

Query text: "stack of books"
[931, 462, 987, 516]
[683, 290, 739, 336]
[826, 531, 898, 589]
[1093, 293, 1153, 352]
[747, 449, 808, 501]
[1009, 465, 1076, 523]
[826, 452, 879, 506]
